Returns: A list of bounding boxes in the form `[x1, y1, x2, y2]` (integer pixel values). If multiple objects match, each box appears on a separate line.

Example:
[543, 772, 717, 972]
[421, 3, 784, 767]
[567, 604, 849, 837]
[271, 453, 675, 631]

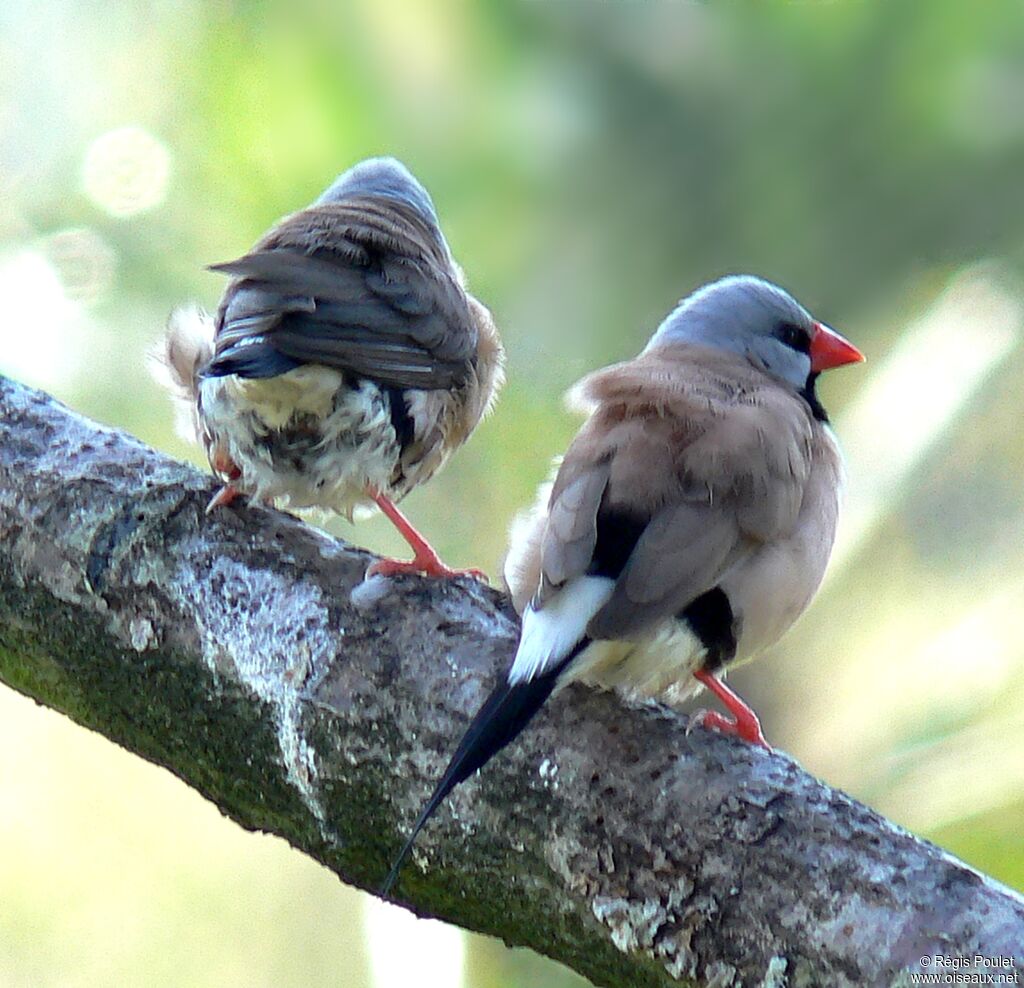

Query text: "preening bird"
[382, 274, 863, 895]
[158, 157, 504, 578]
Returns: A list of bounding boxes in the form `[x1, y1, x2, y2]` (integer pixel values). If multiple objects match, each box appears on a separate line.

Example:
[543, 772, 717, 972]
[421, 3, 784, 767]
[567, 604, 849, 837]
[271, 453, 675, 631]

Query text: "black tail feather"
[381, 642, 588, 897]
[202, 341, 302, 380]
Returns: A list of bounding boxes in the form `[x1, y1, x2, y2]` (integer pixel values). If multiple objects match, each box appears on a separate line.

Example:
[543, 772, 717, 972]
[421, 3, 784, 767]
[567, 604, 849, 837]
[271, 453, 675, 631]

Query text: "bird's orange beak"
[810, 322, 865, 372]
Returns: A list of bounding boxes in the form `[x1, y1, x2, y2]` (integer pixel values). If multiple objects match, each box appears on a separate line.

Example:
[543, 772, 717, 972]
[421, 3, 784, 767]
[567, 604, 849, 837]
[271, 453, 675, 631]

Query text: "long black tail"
[380, 642, 586, 897]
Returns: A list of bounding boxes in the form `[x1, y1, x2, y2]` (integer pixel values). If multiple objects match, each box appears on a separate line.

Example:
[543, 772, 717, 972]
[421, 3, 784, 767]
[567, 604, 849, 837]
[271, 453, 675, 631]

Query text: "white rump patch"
[508, 575, 615, 686]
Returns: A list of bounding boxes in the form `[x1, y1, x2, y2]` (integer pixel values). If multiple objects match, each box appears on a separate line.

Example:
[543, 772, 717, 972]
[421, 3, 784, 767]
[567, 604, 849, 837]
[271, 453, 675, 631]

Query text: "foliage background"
[2, 2, 1023, 985]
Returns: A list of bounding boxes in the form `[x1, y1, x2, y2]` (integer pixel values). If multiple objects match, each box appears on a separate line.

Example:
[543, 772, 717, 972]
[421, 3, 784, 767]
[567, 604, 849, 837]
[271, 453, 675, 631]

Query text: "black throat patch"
[800, 371, 829, 423]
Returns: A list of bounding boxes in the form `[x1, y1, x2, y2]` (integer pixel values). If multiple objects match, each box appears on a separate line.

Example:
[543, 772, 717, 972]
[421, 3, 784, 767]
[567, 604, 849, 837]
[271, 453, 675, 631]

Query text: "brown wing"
[533, 347, 816, 641]
[205, 197, 477, 390]
[535, 454, 613, 602]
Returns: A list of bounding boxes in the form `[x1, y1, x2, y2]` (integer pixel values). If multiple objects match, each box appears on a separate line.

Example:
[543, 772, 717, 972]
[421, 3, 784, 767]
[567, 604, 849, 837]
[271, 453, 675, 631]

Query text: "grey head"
[317, 157, 442, 230]
[645, 275, 818, 391]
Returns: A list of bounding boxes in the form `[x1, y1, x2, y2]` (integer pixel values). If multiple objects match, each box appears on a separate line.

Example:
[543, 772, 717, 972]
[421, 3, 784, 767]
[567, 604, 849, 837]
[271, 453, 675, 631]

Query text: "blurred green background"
[2, 1, 1024, 985]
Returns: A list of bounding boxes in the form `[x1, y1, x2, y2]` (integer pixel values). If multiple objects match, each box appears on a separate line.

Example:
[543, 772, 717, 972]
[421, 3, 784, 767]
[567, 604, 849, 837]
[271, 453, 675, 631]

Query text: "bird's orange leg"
[206, 455, 243, 514]
[365, 489, 486, 581]
[692, 669, 772, 751]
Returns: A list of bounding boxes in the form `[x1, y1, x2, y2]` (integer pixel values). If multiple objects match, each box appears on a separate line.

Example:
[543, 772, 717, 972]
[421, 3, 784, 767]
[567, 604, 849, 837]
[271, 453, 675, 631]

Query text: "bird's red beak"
[810, 322, 864, 372]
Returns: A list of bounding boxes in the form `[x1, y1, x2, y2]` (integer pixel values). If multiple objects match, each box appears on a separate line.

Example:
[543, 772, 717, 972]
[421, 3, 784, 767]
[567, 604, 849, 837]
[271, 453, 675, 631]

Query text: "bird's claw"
[206, 483, 242, 513]
[366, 555, 488, 582]
[690, 707, 772, 751]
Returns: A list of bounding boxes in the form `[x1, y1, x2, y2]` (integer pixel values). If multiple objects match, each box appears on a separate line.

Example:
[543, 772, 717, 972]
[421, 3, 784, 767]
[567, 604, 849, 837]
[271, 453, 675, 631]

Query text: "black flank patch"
[679, 587, 738, 670]
[385, 386, 416, 452]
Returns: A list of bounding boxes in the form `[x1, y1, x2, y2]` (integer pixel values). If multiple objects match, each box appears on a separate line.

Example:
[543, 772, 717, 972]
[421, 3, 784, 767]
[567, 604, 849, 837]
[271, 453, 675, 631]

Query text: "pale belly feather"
[199, 368, 402, 518]
[567, 620, 708, 707]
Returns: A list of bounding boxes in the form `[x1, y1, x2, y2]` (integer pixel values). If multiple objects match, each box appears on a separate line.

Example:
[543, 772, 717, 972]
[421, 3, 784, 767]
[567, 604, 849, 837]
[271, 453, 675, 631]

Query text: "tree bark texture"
[1, 374, 1022, 988]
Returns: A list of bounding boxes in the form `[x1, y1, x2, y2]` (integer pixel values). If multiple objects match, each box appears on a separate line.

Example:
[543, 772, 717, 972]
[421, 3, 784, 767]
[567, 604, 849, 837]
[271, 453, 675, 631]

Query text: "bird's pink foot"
[367, 551, 487, 582]
[692, 669, 772, 750]
[206, 451, 243, 513]
[691, 708, 771, 750]
[366, 488, 487, 581]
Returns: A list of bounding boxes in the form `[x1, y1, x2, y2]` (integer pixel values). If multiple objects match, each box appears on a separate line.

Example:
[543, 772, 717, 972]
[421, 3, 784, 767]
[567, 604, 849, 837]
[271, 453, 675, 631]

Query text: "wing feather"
[524, 347, 817, 643]
[205, 201, 478, 391]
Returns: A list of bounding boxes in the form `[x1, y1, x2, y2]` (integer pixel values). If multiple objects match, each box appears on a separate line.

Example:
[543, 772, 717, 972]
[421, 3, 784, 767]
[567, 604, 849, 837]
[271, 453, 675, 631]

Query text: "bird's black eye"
[776, 322, 810, 354]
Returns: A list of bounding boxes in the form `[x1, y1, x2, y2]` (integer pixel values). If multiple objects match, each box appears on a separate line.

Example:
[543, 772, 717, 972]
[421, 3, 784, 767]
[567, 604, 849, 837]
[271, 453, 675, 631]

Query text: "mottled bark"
[0, 374, 1021, 988]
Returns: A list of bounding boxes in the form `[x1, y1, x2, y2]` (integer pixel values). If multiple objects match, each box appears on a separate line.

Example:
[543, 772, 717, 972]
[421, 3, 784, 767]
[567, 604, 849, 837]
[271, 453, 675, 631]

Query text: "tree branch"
[1, 374, 1022, 988]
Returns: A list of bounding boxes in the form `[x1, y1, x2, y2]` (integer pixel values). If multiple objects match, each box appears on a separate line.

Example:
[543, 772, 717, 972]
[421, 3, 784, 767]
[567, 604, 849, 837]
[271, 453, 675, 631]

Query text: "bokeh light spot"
[42, 228, 117, 304]
[81, 126, 171, 218]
